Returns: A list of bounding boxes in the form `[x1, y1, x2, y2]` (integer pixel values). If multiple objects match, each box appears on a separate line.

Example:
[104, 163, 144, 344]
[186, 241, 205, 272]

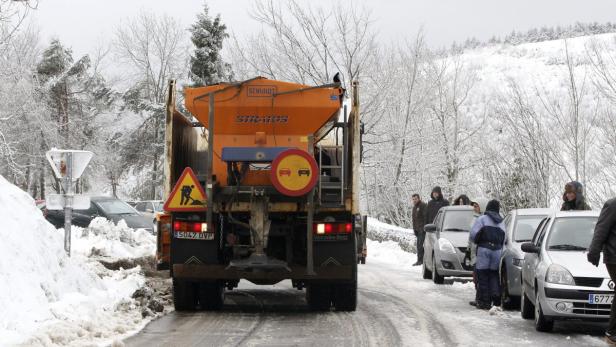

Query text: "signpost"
[45, 149, 93, 256]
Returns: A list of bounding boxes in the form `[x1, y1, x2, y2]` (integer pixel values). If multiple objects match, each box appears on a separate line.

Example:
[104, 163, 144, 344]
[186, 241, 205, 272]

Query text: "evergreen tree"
[189, 3, 232, 86]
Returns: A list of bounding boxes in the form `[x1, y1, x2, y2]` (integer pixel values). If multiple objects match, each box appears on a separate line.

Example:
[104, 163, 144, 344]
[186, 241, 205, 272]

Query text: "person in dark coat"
[412, 194, 428, 266]
[425, 186, 449, 224]
[453, 194, 471, 206]
[561, 181, 591, 211]
[470, 200, 506, 310]
[587, 198, 616, 344]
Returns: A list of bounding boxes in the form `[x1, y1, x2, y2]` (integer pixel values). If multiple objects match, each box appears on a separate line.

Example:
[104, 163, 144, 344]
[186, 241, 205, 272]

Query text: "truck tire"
[306, 284, 331, 311]
[333, 281, 357, 311]
[173, 278, 198, 311]
[198, 282, 224, 311]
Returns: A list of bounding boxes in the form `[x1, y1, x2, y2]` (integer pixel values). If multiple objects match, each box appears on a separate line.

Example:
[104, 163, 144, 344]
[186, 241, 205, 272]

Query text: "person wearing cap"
[561, 181, 591, 211]
[425, 186, 449, 224]
[470, 200, 506, 310]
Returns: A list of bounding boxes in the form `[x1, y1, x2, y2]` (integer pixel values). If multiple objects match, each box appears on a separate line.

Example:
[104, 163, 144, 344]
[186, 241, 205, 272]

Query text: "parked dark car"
[44, 196, 153, 233]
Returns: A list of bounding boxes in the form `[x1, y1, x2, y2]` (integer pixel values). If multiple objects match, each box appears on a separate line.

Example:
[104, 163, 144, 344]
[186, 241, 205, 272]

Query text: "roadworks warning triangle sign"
[164, 167, 207, 212]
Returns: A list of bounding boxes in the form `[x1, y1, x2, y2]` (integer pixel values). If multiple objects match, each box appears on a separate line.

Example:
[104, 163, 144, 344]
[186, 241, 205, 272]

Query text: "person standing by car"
[561, 181, 591, 211]
[425, 186, 449, 224]
[470, 200, 506, 310]
[587, 197, 616, 345]
[467, 201, 482, 306]
[453, 194, 471, 206]
[412, 194, 428, 266]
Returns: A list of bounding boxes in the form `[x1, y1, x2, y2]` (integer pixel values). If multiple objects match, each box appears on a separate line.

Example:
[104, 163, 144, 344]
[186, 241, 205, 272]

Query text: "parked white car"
[520, 210, 610, 332]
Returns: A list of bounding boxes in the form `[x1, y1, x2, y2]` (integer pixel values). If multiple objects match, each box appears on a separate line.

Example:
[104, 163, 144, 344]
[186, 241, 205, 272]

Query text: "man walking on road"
[412, 194, 427, 266]
[425, 186, 449, 224]
[470, 200, 506, 310]
[587, 197, 616, 345]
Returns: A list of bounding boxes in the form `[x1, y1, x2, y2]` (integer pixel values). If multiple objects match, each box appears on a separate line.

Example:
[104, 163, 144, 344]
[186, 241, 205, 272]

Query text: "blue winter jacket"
[470, 211, 506, 270]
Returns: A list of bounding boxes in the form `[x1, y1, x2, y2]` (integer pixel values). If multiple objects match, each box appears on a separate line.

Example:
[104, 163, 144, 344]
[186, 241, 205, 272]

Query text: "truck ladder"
[317, 144, 345, 207]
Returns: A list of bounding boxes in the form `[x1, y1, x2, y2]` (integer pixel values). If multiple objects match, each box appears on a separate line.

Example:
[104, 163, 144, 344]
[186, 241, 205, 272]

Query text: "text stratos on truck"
[156, 77, 366, 311]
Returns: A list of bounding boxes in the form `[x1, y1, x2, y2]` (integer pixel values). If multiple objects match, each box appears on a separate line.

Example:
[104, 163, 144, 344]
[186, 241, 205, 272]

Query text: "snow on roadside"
[366, 217, 417, 253]
[70, 218, 156, 260]
[0, 175, 154, 347]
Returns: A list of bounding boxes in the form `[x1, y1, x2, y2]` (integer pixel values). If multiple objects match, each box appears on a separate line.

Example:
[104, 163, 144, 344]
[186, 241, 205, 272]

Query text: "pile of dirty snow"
[0, 176, 153, 346]
[71, 217, 156, 260]
[367, 217, 416, 253]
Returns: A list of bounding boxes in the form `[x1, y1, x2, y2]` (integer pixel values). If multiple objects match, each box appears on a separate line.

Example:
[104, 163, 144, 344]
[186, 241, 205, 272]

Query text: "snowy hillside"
[0, 175, 158, 346]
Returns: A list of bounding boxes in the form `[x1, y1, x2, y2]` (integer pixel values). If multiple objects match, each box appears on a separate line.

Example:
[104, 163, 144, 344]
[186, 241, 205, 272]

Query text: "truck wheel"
[333, 281, 357, 311]
[173, 278, 198, 311]
[432, 254, 445, 284]
[198, 281, 224, 311]
[306, 284, 331, 311]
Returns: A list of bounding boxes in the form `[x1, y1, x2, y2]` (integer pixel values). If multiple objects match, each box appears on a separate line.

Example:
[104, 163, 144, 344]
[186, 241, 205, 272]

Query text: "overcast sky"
[30, 0, 616, 57]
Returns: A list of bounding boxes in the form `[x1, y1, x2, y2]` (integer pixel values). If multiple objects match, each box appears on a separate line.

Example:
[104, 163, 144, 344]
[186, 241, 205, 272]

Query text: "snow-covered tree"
[114, 11, 187, 200]
[189, 3, 231, 86]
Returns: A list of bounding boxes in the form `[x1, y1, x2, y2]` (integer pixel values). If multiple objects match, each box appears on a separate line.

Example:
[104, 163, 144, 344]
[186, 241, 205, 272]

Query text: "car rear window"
[514, 215, 547, 242]
[97, 200, 137, 215]
[443, 210, 475, 232]
[547, 217, 598, 251]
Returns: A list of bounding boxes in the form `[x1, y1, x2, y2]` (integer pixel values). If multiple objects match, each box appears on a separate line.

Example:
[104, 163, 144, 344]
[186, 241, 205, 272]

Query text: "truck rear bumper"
[173, 264, 354, 281]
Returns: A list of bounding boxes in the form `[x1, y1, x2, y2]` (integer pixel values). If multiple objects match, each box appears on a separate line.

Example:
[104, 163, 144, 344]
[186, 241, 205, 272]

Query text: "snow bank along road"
[125, 240, 606, 347]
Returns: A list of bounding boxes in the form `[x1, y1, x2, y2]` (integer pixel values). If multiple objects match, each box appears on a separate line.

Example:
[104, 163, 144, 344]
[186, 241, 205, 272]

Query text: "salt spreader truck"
[156, 77, 365, 311]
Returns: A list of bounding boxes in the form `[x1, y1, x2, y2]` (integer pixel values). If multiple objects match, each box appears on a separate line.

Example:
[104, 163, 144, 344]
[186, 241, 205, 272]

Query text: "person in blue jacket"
[470, 200, 506, 310]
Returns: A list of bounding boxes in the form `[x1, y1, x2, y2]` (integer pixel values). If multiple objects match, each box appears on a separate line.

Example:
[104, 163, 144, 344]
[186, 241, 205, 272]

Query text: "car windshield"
[514, 215, 547, 242]
[547, 217, 598, 251]
[97, 200, 137, 215]
[155, 202, 164, 211]
[443, 210, 474, 232]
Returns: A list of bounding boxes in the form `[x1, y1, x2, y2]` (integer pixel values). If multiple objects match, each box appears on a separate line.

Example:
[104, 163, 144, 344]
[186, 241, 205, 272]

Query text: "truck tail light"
[173, 221, 210, 233]
[313, 222, 353, 235]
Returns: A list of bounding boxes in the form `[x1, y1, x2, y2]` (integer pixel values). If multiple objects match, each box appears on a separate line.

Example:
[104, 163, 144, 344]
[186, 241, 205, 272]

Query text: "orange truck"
[156, 77, 365, 311]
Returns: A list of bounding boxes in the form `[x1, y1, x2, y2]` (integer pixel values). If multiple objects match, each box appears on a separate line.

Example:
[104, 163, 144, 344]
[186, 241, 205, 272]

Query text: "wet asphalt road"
[125, 258, 607, 347]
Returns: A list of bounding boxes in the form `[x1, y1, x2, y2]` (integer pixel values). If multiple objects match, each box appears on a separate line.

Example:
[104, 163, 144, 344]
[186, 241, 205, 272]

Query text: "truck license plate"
[174, 231, 214, 240]
[588, 294, 614, 304]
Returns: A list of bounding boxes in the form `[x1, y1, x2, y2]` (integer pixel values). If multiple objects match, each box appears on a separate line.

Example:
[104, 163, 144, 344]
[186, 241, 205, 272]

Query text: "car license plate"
[588, 294, 614, 304]
[174, 231, 214, 240]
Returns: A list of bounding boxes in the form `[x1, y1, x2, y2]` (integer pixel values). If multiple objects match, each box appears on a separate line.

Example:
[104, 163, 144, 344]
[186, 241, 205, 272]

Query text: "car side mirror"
[521, 242, 539, 254]
[424, 224, 436, 233]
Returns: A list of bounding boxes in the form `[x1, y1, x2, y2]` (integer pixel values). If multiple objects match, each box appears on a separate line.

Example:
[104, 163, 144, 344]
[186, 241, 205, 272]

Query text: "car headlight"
[438, 239, 456, 253]
[512, 258, 523, 267]
[545, 264, 575, 285]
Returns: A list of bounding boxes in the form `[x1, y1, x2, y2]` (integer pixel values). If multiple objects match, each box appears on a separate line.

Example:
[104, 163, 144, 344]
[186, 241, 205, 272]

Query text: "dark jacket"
[561, 181, 591, 211]
[412, 201, 427, 235]
[425, 186, 449, 224]
[588, 198, 616, 264]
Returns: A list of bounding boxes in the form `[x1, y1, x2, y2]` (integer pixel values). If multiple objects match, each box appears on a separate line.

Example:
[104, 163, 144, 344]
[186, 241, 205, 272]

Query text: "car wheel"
[432, 254, 445, 284]
[534, 291, 554, 332]
[422, 260, 432, 279]
[501, 267, 520, 310]
[520, 283, 534, 320]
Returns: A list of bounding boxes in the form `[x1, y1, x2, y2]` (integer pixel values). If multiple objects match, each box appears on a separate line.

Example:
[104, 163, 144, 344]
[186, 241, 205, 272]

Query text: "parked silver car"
[520, 210, 610, 332]
[422, 206, 475, 284]
[500, 208, 552, 309]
